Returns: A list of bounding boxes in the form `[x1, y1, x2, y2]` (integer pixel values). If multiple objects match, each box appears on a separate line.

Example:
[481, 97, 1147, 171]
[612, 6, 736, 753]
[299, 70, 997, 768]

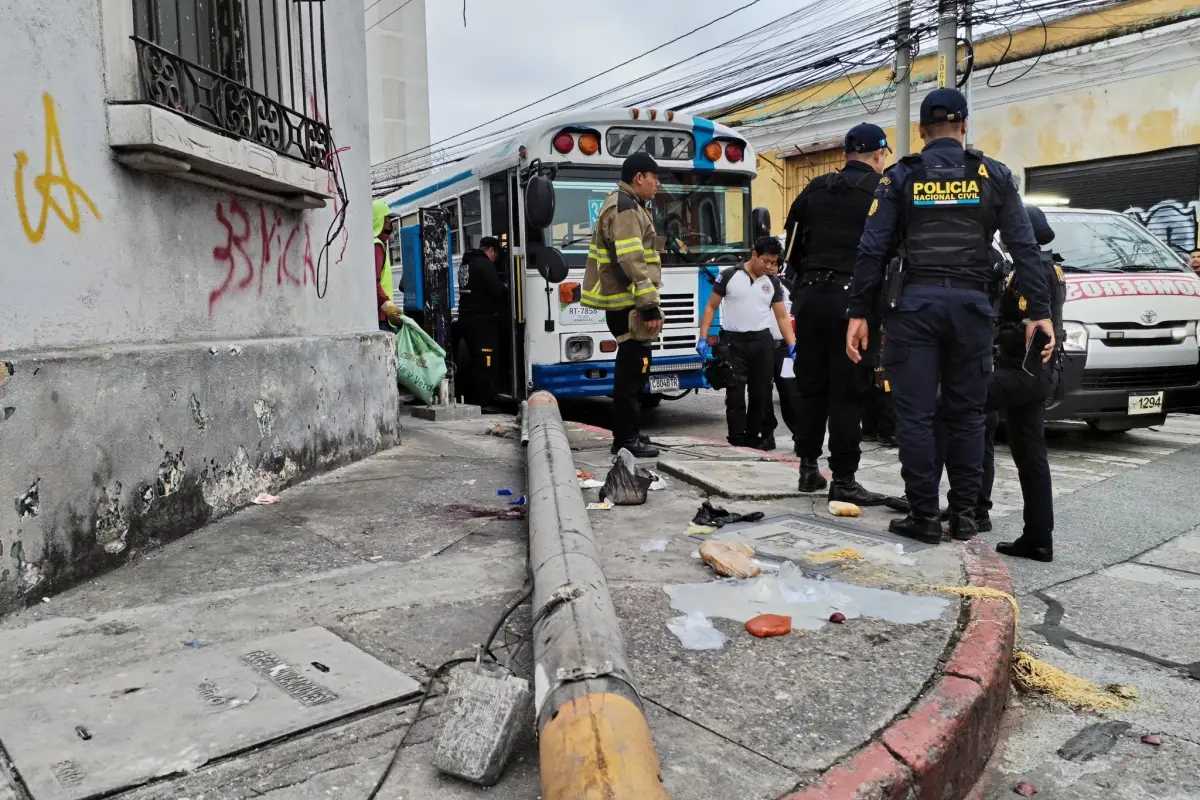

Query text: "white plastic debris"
[252, 493, 281, 505]
[463, 479, 477, 485]
[640, 539, 668, 553]
[666, 611, 728, 650]
[578, 479, 605, 489]
[648, 472, 667, 491]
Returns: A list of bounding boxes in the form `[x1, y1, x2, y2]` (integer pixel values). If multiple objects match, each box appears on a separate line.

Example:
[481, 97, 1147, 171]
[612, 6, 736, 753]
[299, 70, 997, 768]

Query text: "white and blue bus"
[385, 108, 763, 405]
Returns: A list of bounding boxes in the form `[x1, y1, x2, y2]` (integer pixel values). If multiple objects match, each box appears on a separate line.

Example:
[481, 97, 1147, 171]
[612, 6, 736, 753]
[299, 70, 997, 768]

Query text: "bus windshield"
[548, 167, 751, 266]
[1042, 210, 1188, 274]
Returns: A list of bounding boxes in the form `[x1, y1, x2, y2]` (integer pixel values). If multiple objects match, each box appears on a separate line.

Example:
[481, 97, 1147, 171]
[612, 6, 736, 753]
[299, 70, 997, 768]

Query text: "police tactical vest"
[800, 169, 879, 275]
[900, 149, 999, 273]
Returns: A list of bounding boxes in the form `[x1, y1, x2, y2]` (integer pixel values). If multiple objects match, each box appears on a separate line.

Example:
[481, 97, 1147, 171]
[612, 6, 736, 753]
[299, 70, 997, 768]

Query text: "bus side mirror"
[533, 246, 569, 284]
[526, 175, 556, 229]
[752, 207, 771, 239]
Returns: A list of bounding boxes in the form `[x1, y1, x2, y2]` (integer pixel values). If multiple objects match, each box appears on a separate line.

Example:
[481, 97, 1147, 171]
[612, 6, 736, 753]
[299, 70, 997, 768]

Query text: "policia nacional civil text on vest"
[580, 153, 665, 458]
[784, 123, 891, 507]
[846, 88, 1055, 546]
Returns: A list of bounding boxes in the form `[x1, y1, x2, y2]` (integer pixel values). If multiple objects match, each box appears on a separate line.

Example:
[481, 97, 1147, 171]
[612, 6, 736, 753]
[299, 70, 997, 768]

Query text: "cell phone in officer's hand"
[1022, 328, 1052, 376]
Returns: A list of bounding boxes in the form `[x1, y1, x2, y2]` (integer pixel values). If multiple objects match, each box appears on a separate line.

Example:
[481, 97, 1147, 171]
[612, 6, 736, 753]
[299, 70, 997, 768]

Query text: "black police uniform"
[848, 92, 1051, 543]
[979, 229, 1066, 561]
[785, 126, 889, 504]
[458, 243, 507, 408]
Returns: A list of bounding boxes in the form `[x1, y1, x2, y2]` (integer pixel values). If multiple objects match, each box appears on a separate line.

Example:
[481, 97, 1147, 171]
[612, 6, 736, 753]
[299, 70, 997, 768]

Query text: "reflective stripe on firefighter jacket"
[581, 182, 661, 312]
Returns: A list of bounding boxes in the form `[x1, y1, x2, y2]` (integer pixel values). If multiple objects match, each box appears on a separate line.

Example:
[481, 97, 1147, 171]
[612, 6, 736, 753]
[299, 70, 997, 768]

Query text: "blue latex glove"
[696, 339, 711, 359]
[788, 344, 797, 360]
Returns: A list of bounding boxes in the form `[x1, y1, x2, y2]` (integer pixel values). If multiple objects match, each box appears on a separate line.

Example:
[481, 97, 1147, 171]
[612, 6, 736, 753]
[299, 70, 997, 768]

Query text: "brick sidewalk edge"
[780, 539, 1015, 800]
[572, 422, 1013, 799]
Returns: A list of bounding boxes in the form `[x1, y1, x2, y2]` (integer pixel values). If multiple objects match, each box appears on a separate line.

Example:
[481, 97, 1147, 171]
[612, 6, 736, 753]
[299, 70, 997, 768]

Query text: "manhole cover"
[0, 627, 420, 800]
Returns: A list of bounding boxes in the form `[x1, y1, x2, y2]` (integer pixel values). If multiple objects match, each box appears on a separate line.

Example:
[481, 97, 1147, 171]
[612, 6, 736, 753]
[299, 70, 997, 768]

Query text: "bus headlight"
[1062, 321, 1088, 353]
[566, 336, 593, 362]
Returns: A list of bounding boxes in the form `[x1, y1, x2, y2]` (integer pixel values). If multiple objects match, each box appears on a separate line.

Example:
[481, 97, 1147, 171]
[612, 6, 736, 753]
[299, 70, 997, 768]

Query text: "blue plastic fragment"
[183, 641, 203, 648]
[508, 495, 527, 506]
[497, 489, 514, 496]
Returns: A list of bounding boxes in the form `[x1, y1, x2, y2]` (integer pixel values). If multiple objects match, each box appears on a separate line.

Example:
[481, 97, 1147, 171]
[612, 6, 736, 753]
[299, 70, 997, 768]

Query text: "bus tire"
[640, 393, 664, 410]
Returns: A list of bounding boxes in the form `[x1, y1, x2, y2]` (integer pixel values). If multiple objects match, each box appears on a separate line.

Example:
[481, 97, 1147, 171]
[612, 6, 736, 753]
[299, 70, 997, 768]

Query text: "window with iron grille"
[131, 0, 331, 169]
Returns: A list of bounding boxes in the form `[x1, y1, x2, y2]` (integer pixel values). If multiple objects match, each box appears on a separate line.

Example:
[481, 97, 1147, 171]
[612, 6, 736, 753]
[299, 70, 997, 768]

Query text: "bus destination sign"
[605, 128, 695, 160]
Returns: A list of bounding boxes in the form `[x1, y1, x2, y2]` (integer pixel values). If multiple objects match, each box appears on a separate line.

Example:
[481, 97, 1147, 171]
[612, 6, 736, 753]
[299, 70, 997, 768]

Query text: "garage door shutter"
[1026, 148, 1199, 253]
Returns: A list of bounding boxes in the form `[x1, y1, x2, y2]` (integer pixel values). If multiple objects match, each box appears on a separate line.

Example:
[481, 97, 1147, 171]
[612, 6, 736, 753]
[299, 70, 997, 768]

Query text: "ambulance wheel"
[640, 393, 664, 410]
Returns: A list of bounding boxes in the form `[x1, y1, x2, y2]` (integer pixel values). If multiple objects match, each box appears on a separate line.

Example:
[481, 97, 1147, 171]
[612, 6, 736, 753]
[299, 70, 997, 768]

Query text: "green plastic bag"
[394, 316, 447, 405]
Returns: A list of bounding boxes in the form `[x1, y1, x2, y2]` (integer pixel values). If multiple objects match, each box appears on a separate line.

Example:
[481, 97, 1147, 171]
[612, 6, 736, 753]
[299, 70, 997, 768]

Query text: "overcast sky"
[422, 0, 802, 144]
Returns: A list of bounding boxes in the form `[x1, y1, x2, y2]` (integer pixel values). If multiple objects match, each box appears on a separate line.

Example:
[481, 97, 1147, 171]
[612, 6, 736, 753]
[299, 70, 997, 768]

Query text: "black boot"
[888, 515, 943, 545]
[974, 511, 992, 533]
[828, 476, 887, 507]
[611, 439, 660, 458]
[996, 536, 1053, 562]
[949, 512, 979, 542]
[758, 435, 777, 452]
[797, 459, 827, 493]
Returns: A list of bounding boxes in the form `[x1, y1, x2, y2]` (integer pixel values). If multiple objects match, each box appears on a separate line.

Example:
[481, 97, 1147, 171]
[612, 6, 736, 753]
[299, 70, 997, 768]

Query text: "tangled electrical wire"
[371, 0, 1129, 196]
[364, 568, 576, 799]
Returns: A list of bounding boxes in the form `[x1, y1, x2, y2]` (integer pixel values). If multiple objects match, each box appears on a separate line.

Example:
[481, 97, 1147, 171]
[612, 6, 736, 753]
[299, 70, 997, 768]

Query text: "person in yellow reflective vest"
[581, 152, 663, 457]
[374, 199, 403, 331]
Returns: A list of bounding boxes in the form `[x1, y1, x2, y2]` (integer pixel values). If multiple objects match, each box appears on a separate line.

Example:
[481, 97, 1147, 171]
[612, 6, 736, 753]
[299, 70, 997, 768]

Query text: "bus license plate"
[1128, 391, 1164, 416]
[649, 375, 680, 393]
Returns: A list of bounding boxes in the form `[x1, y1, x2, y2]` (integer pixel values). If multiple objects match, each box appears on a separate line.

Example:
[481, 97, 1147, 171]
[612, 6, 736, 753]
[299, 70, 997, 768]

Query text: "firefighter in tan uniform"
[581, 152, 664, 457]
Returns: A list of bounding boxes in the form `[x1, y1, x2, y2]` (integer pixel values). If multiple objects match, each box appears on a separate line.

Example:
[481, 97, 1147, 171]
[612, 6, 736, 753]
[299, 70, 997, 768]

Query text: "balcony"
[107, 0, 335, 209]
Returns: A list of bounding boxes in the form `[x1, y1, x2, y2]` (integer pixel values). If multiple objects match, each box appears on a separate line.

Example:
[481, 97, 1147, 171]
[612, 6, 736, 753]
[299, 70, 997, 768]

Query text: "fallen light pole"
[524, 391, 668, 799]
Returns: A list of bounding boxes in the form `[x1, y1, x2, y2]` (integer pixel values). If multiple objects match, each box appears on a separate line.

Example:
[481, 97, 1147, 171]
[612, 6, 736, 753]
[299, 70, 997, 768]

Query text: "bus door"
[485, 169, 526, 400]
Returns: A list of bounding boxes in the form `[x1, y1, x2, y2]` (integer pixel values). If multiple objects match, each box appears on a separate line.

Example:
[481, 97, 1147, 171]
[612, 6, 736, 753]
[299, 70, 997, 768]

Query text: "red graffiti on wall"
[208, 200, 316, 315]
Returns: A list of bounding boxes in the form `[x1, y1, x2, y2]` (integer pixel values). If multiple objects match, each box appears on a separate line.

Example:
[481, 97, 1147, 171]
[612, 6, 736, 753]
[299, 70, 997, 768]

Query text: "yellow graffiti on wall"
[14, 93, 100, 244]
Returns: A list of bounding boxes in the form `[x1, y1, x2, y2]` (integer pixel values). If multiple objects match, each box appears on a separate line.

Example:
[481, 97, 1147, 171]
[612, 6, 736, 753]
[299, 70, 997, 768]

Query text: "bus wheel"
[640, 393, 664, 409]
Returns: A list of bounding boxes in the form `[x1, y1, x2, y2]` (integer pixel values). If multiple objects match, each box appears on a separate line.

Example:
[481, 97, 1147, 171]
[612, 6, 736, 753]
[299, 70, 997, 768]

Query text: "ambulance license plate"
[649, 375, 680, 393]
[1128, 391, 1164, 416]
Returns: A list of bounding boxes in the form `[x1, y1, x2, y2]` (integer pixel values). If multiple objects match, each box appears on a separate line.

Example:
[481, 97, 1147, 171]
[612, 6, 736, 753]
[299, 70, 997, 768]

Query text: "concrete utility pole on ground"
[895, 0, 912, 157]
[938, 0, 958, 89]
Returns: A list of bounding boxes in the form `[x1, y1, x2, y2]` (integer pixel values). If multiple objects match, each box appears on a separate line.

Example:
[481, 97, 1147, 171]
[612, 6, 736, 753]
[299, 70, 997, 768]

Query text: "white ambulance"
[1041, 208, 1200, 432]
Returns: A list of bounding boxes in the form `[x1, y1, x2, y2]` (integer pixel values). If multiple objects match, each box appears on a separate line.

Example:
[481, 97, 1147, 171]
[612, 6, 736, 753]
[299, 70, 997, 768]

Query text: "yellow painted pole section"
[540, 693, 669, 800]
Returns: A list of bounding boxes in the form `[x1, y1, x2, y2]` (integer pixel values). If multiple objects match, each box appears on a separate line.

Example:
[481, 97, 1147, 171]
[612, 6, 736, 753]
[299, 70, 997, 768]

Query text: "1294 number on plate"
[1128, 391, 1164, 416]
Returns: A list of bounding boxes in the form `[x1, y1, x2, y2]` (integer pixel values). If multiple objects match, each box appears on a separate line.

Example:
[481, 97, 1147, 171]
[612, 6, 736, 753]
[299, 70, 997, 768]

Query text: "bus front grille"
[661, 293, 696, 326]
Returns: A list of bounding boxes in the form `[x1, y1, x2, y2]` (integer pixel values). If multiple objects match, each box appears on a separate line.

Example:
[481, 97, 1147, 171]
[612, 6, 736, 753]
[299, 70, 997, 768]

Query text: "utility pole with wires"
[937, 0, 958, 90]
[963, 0, 974, 147]
[894, 0, 912, 157]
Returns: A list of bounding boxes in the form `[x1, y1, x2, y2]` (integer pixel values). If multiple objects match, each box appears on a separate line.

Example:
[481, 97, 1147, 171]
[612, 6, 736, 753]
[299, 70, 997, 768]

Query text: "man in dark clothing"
[458, 236, 507, 411]
[847, 88, 1054, 546]
[785, 123, 890, 506]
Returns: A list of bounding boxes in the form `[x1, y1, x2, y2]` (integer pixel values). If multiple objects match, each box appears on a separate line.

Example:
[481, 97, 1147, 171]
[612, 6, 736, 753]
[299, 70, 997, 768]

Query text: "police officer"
[581, 152, 664, 458]
[977, 206, 1064, 562]
[785, 123, 890, 505]
[846, 88, 1054, 545]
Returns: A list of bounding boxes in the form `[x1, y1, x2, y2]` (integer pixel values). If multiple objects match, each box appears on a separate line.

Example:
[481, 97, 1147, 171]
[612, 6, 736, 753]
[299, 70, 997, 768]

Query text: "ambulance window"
[461, 190, 482, 250]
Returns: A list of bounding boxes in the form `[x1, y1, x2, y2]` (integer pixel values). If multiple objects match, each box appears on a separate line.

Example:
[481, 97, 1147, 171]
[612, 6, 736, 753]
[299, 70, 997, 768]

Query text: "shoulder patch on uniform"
[1054, 265, 1064, 281]
[976, 162, 990, 179]
[879, 176, 891, 186]
[616, 192, 639, 212]
[868, 198, 879, 217]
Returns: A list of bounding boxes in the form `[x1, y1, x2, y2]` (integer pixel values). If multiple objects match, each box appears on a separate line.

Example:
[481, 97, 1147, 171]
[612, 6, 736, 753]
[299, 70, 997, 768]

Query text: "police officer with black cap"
[979, 205, 1065, 562]
[846, 88, 1054, 545]
[784, 123, 890, 506]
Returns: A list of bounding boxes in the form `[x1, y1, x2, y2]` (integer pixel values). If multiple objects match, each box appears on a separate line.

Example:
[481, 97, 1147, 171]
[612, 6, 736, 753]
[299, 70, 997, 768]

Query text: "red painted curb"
[781, 539, 1015, 800]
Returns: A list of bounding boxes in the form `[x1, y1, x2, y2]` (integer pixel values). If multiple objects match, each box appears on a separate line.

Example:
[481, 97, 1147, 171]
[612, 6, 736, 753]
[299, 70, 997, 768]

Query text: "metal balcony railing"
[131, 0, 332, 170]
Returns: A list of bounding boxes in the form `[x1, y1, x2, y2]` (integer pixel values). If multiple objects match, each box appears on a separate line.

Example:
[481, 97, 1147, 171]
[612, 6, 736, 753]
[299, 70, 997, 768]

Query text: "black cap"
[621, 152, 659, 183]
[845, 123, 890, 154]
[920, 88, 969, 125]
[1025, 206, 1055, 246]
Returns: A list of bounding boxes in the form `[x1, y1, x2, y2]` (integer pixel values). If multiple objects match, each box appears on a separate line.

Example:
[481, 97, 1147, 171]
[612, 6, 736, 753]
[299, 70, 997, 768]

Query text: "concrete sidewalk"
[0, 414, 1012, 799]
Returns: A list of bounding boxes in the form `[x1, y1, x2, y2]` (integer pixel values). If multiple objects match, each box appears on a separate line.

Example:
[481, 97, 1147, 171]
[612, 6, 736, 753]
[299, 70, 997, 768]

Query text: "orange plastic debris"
[745, 614, 792, 638]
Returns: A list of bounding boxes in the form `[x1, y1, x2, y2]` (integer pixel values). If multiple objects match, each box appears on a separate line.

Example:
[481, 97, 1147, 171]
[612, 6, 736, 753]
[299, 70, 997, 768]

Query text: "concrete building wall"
[0, 0, 399, 612]
[365, 0, 431, 166]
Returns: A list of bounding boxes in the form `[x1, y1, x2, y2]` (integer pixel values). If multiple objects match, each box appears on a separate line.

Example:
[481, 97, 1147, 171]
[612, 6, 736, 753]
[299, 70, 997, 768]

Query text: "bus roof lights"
[724, 143, 744, 163]
[578, 132, 600, 156]
[631, 108, 640, 119]
[648, 109, 657, 120]
[552, 132, 574, 154]
[666, 110, 675, 121]
[703, 141, 722, 162]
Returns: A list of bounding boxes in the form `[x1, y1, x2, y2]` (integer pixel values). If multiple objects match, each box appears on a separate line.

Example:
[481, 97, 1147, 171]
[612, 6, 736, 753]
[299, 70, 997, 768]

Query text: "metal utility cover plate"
[715, 514, 936, 554]
[656, 459, 807, 498]
[0, 627, 421, 800]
